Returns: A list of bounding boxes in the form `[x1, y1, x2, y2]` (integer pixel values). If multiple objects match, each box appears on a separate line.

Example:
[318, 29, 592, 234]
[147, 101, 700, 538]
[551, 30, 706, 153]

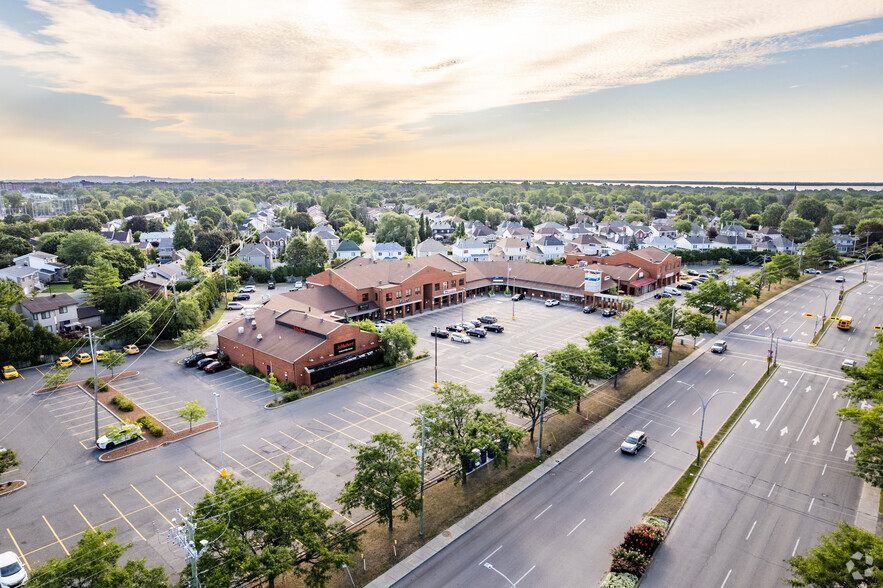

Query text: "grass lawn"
[203, 304, 226, 330]
[41, 283, 78, 293]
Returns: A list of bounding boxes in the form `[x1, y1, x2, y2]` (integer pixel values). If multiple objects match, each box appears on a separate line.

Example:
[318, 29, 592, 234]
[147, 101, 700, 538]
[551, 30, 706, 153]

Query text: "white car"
[239, 285, 256, 293]
[544, 299, 560, 307]
[835, 276, 846, 283]
[0, 551, 28, 587]
[96, 423, 141, 450]
[451, 332, 471, 344]
[805, 269, 821, 274]
[841, 359, 856, 369]
[226, 302, 244, 310]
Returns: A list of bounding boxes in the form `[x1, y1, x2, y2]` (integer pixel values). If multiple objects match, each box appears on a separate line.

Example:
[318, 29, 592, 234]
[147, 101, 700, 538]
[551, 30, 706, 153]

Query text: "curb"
[0, 480, 27, 497]
[98, 423, 219, 462]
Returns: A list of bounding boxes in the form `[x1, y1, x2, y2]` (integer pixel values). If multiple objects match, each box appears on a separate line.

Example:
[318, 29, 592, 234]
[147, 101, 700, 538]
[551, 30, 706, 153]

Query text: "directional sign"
[749, 419, 761, 429]
[845, 445, 855, 461]
[805, 385, 812, 393]
[779, 379, 788, 386]
[833, 391, 839, 399]
[780, 426, 789, 437]
[803, 312, 815, 317]
[812, 435, 820, 446]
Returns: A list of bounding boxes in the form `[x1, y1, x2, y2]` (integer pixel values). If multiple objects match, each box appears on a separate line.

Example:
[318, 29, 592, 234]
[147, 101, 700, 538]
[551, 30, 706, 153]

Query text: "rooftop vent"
[256, 334, 262, 341]
[238, 326, 244, 335]
[251, 320, 257, 330]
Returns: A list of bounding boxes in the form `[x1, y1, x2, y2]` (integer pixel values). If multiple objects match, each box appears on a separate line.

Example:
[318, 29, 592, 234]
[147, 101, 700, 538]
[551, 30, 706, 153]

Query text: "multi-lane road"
[387, 262, 882, 588]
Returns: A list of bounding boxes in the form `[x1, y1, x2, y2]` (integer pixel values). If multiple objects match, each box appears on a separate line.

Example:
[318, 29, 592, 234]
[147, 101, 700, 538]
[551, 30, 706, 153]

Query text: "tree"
[174, 329, 208, 353]
[491, 354, 583, 442]
[795, 198, 829, 226]
[762, 261, 783, 289]
[0, 447, 20, 477]
[338, 432, 421, 532]
[785, 521, 882, 587]
[283, 235, 309, 268]
[760, 202, 786, 228]
[0, 277, 24, 308]
[414, 382, 525, 485]
[349, 318, 379, 334]
[546, 343, 610, 413]
[58, 229, 109, 266]
[173, 220, 195, 251]
[379, 321, 418, 366]
[780, 217, 815, 244]
[584, 325, 651, 388]
[674, 219, 692, 235]
[28, 527, 169, 588]
[101, 350, 126, 378]
[43, 367, 70, 390]
[771, 252, 800, 280]
[194, 230, 227, 262]
[627, 235, 639, 250]
[453, 221, 466, 240]
[91, 247, 142, 281]
[183, 251, 205, 281]
[838, 333, 883, 488]
[803, 234, 840, 268]
[306, 235, 330, 271]
[191, 462, 359, 588]
[83, 259, 121, 307]
[284, 212, 315, 232]
[618, 308, 674, 349]
[176, 400, 207, 432]
[817, 216, 833, 235]
[376, 213, 419, 253]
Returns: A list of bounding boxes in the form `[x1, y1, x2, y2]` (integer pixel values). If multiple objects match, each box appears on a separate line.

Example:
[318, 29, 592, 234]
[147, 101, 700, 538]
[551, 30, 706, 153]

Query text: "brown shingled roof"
[326, 256, 466, 288]
[20, 293, 78, 313]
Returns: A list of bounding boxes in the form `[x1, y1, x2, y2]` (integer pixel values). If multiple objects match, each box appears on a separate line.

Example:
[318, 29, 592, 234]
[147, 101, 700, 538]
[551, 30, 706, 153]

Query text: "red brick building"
[565, 247, 682, 294]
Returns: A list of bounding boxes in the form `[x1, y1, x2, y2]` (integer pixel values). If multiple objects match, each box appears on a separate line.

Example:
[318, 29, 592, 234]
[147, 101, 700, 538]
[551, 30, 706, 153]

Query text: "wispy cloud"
[0, 0, 881, 161]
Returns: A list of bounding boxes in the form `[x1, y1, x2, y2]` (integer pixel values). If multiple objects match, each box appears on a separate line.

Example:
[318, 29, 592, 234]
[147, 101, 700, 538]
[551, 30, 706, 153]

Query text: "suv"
[267, 281, 276, 290]
[466, 327, 487, 338]
[621, 430, 647, 454]
[601, 308, 617, 317]
[239, 285, 256, 293]
[711, 340, 727, 354]
[478, 315, 497, 324]
[451, 332, 471, 344]
[232, 293, 251, 301]
[835, 276, 846, 283]
[583, 305, 597, 313]
[445, 324, 462, 332]
[544, 299, 560, 307]
[511, 293, 525, 301]
[484, 324, 504, 333]
[184, 351, 217, 367]
[687, 269, 699, 276]
[226, 301, 244, 310]
[677, 283, 693, 290]
[196, 357, 216, 370]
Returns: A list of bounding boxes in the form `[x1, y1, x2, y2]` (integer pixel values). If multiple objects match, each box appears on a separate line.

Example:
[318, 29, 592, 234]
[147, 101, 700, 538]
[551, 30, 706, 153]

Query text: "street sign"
[829, 316, 838, 321]
[802, 312, 814, 317]
[875, 325, 882, 331]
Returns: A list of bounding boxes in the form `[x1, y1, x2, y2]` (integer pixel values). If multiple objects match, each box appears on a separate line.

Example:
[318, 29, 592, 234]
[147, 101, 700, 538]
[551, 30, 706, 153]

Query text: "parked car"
[0, 550, 29, 587]
[239, 285, 256, 293]
[294, 280, 303, 289]
[196, 357, 216, 370]
[451, 332, 471, 344]
[95, 349, 107, 361]
[226, 302, 244, 310]
[123, 344, 139, 355]
[56, 356, 73, 368]
[74, 352, 92, 364]
[677, 283, 694, 290]
[699, 273, 709, 278]
[583, 305, 597, 313]
[95, 422, 141, 450]
[184, 351, 217, 367]
[663, 287, 682, 296]
[654, 292, 672, 299]
[445, 324, 461, 332]
[805, 268, 821, 274]
[711, 340, 728, 354]
[2, 365, 19, 380]
[841, 358, 856, 370]
[267, 281, 276, 290]
[232, 293, 251, 301]
[511, 293, 525, 301]
[687, 269, 699, 276]
[695, 277, 707, 283]
[601, 308, 617, 317]
[466, 327, 487, 338]
[430, 329, 450, 338]
[709, 272, 720, 278]
[204, 361, 231, 374]
[484, 324, 505, 333]
[545, 299, 560, 307]
[478, 315, 497, 324]
[835, 276, 846, 283]
[621, 430, 648, 454]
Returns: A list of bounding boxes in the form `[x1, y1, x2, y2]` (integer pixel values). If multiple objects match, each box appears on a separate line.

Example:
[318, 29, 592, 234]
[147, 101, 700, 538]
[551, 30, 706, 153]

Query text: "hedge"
[136, 415, 164, 437]
[85, 377, 109, 393]
[111, 394, 134, 412]
[599, 572, 638, 588]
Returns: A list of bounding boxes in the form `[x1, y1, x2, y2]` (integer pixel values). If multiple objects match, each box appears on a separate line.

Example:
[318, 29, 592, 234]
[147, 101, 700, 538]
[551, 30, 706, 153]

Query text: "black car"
[466, 327, 487, 338]
[709, 272, 719, 278]
[196, 357, 216, 370]
[601, 308, 617, 317]
[478, 315, 497, 324]
[232, 293, 251, 301]
[687, 269, 699, 276]
[445, 325, 461, 332]
[511, 293, 525, 301]
[677, 283, 693, 290]
[184, 351, 217, 367]
[484, 324, 504, 333]
[430, 329, 450, 338]
[654, 292, 672, 299]
[267, 281, 275, 290]
[583, 306, 597, 314]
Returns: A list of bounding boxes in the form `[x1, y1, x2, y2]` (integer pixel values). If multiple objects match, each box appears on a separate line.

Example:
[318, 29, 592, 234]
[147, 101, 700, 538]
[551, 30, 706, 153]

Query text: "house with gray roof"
[239, 243, 273, 270]
[17, 293, 78, 333]
[414, 238, 448, 258]
[0, 264, 43, 295]
[372, 242, 406, 260]
[675, 235, 714, 251]
[452, 238, 490, 262]
[13, 251, 67, 283]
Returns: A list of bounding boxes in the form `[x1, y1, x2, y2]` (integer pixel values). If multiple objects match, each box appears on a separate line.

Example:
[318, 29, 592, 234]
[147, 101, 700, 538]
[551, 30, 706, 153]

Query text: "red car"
[203, 361, 231, 374]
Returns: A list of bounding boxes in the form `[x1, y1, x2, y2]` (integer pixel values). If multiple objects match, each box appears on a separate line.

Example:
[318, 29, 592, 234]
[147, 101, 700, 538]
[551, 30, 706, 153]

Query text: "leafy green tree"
[37, 231, 66, 254]
[492, 354, 583, 442]
[780, 217, 815, 244]
[43, 367, 71, 390]
[338, 432, 421, 532]
[376, 212, 419, 253]
[107, 309, 152, 344]
[174, 329, 208, 353]
[28, 527, 169, 588]
[585, 325, 652, 388]
[101, 350, 126, 379]
[453, 221, 466, 240]
[173, 219, 195, 251]
[837, 333, 883, 488]
[618, 308, 674, 348]
[760, 202, 786, 228]
[414, 382, 525, 485]
[194, 230, 227, 262]
[762, 261, 783, 289]
[306, 235, 330, 271]
[191, 462, 358, 588]
[794, 198, 829, 226]
[817, 216, 833, 235]
[545, 343, 610, 413]
[83, 259, 121, 307]
[0, 447, 20, 476]
[58, 229, 109, 266]
[168, 297, 203, 337]
[0, 277, 24, 308]
[284, 212, 315, 232]
[379, 321, 418, 366]
[785, 521, 882, 587]
[283, 235, 309, 268]
[771, 252, 800, 280]
[321, 191, 353, 217]
[176, 400, 207, 432]
[803, 234, 840, 268]
[349, 318, 379, 334]
[183, 251, 205, 281]
[89, 248, 140, 282]
[674, 219, 692, 235]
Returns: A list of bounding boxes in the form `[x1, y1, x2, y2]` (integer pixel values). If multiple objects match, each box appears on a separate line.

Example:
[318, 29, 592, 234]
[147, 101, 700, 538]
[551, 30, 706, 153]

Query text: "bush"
[621, 523, 666, 557]
[85, 377, 109, 392]
[643, 516, 670, 531]
[599, 572, 638, 588]
[217, 352, 229, 363]
[281, 389, 302, 403]
[136, 415, 164, 437]
[241, 364, 261, 377]
[111, 394, 134, 412]
[610, 547, 649, 577]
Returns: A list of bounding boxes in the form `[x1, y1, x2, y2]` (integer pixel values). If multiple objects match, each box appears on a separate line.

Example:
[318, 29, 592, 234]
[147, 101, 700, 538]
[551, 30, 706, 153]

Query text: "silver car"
[621, 430, 647, 454]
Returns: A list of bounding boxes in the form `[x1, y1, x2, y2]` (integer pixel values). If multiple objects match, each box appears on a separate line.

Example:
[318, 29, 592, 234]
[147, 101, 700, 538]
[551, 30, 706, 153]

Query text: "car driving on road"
[711, 340, 727, 354]
[621, 430, 647, 454]
[835, 276, 846, 283]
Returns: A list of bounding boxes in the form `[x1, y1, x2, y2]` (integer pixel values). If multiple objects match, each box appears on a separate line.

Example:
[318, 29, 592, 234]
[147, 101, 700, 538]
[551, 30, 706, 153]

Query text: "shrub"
[599, 572, 638, 588]
[241, 364, 261, 377]
[136, 415, 164, 437]
[111, 394, 134, 412]
[85, 377, 109, 392]
[217, 352, 229, 363]
[610, 547, 649, 577]
[643, 516, 670, 531]
[621, 523, 666, 557]
[281, 389, 302, 403]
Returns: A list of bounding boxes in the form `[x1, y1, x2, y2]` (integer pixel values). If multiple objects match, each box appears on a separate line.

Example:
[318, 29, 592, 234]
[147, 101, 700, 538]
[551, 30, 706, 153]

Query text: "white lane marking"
[741, 360, 748, 366]
[831, 400, 850, 451]
[667, 400, 676, 408]
[721, 569, 733, 588]
[567, 519, 586, 537]
[579, 470, 594, 483]
[808, 498, 815, 513]
[479, 545, 502, 565]
[767, 483, 776, 498]
[766, 373, 804, 431]
[792, 538, 801, 557]
[514, 565, 536, 586]
[534, 504, 553, 520]
[693, 406, 701, 416]
[645, 420, 653, 428]
[796, 380, 828, 442]
[728, 373, 735, 380]
[785, 452, 792, 464]
[671, 427, 681, 437]
[822, 464, 827, 476]
[643, 451, 656, 463]
[705, 369, 711, 375]
[610, 482, 625, 496]
[746, 520, 757, 540]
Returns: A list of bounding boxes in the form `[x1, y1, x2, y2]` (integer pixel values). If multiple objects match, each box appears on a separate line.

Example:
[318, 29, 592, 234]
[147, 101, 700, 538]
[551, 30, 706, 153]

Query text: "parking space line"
[103, 494, 146, 541]
[277, 431, 337, 460]
[202, 458, 222, 475]
[396, 387, 424, 399]
[370, 395, 422, 414]
[227, 380, 265, 391]
[312, 419, 367, 445]
[357, 400, 416, 423]
[155, 475, 194, 508]
[344, 405, 410, 428]
[42, 515, 70, 555]
[73, 504, 95, 530]
[224, 452, 271, 485]
[296, 423, 354, 451]
[179, 467, 212, 493]
[321, 502, 354, 524]
[6, 528, 29, 570]
[46, 397, 90, 410]
[328, 412, 377, 436]
[260, 438, 314, 468]
[131, 484, 173, 526]
[140, 400, 182, 412]
[243, 388, 273, 399]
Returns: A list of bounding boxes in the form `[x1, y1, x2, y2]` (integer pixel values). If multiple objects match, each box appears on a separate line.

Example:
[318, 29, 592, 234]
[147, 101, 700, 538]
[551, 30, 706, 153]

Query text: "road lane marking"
[514, 565, 535, 585]
[6, 528, 29, 570]
[42, 515, 69, 555]
[345, 405, 410, 427]
[808, 498, 814, 513]
[478, 545, 502, 565]
[610, 482, 624, 496]
[785, 453, 792, 464]
[728, 373, 734, 380]
[792, 538, 801, 556]
[130, 484, 173, 526]
[73, 504, 94, 530]
[741, 360, 747, 366]
[745, 520, 757, 540]
[321, 502, 354, 524]
[644, 420, 653, 428]
[796, 380, 828, 443]
[567, 518, 586, 537]
[766, 373, 804, 432]
[693, 406, 701, 415]
[103, 494, 146, 541]
[822, 464, 827, 476]
[666, 400, 676, 408]
[830, 400, 850, 451]
[534, 504, 553, 520]
[721, 569, 732, 587]
[643, 451, 656, 463]
[705, 369, 711, 375]
[579, 470, 594, 482]
[671, 427, 680, 437]
[767, 483, 776, 498]
[327, 413, 377, 436]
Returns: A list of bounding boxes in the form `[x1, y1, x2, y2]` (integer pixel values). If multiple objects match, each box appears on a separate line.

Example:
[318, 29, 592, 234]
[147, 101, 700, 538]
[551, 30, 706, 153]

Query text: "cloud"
[812, 31, 883, 48]
[0, 0, 881, 161]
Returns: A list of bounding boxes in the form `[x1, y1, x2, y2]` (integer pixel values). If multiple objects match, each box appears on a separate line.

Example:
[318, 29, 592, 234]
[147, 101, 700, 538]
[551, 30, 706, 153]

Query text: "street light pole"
[482, 562, 517, 587]
[678, 381, 737, 467]
[433, 327, 439, 389]
[212, 392, 226, 477]
[535, 358, 553, 459]
[417, 410, 432, 538]
[667, 302, 676, 367]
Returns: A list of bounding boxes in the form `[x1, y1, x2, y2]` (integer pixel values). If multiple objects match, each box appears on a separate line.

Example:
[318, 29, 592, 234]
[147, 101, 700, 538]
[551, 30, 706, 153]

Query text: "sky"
[0, 1, 881, 182]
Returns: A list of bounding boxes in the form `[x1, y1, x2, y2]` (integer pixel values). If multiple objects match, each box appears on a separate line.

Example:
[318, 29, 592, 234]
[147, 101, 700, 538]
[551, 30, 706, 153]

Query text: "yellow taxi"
[2, 365, 19, 379]
[95, 349, 107, 361]
[74, 352, 92, 364]
[56, 356, 73, 368]
[123, 344, 139, 355]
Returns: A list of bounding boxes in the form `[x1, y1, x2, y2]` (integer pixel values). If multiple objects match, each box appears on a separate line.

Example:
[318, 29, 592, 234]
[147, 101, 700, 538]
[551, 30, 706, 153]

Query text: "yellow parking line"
[327, 413, 376, 436]
[131, 484, 173, 526]
[356, 402, 414, 424]
[321, 502, 354, 524]
[277, 431, 336, 460]
[103, 494, 146, 541]
[345, 405, 408, 428]
[224, 452, 271, 485]
[6, 528, 29, 570]
[154, 475, 194, 508]
[314, 418, 368, 444]
[396, 387, 423, 398]
[179, 466, 212, 493]
[73, 504, 94, 530]
[42, 515, 70, 555]
[297, 423, 354, 451]
[202, 458, 222, 474]
[259, 438, 314, 469]
[242, 444, 287, 470]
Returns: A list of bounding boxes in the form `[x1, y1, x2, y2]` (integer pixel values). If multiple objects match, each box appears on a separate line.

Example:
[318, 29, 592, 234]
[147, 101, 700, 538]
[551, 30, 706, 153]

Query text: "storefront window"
[396, 291, 401, 299]
[415, 287, 421, 294]
[386, 293, 392, 301]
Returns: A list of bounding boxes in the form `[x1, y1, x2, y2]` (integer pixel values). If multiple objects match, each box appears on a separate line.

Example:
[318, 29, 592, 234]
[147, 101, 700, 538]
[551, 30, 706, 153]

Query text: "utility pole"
[417, 411, 431, 538]
[536, 358, 553, 459]
[88, 326, 100, 442]
[222, 245, 230, 303]
[169, 510, 209, 588]
[667, 303, 676, 367]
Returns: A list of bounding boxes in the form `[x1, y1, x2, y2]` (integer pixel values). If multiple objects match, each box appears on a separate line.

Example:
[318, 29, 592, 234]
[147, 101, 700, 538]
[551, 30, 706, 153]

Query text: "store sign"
[334, 339, 356, 355]
[584, 269, 603, 293]
[492, 277, 504, 283]
[443, 288, 457, 295]
[358, 303, 369, 311]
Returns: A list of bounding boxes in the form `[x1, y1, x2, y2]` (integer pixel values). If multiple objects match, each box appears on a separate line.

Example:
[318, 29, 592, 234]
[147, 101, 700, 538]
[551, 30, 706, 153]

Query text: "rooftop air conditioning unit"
[256, 334, 262, 341]
[238, 326, 244, 335]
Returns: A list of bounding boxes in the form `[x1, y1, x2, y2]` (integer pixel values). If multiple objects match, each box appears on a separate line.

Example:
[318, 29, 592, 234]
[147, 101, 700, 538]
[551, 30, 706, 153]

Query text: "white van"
[663, 287, 681, 296]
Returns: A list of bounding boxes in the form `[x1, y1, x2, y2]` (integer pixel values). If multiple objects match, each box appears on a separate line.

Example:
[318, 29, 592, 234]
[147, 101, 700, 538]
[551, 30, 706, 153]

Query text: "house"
[650, 223, 678, 239]
[467, 222, 496, 244]
[414, 238, 448, 258]
[429, 221, 454, 241]
[489, 237, 527, 261]
[496, 220, 523, 236]
[371, 242, 406, 260]
[687, 223, 706, 237]
[598, 220, 630, 239]
[138, 231, 173, 244]
[718, 223, 749, 239]
[100, 230, 134, 246]
[624, 225, 652, 240]
[452, 239, 490, 262]
[752, 226, 782, 245]
[570, 234, 606, 255]
[13, 251, 67, 283]
[755, 235, 795, 254]
[76, 305, 102, 330]
[123, 263, 185, 297]
[528, 235, 565, 262]
[832, 234, 858, 254]
[239, 243, 273, 270]
[563, 223, 596, 241]
[334, 240, 362, 261]
[17, 293, 78, 333]
[535, 221, 567, 233]
[675, 236, 713, 251]
[157, 238, 176, 263]
[712, 235, 754, 251]
[260, 228, 291, 258]
[308, 228, 339, 260]
[640, 235, 677, 251]
[0, 265, 43, 295]
[500, 226, 533, 245]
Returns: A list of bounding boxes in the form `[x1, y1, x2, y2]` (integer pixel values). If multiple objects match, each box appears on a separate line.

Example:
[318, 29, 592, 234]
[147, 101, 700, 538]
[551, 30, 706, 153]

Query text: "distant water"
[424, 179, 882, 190]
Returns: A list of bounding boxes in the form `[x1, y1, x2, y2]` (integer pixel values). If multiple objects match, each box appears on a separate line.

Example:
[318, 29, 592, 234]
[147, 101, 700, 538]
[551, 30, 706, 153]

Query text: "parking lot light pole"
[536, 358, 554, 459]
[678, 381, 737, 467]
[482, 562, 516, 587]
[433, 327, 439, 389]
[88, 326, 100, 442]
[213, 392, 226, 477]
[417, 410, 434, 538]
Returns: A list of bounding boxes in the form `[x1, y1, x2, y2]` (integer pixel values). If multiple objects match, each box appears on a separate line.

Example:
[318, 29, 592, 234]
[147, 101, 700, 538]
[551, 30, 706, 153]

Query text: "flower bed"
[600, 516, 670, 586]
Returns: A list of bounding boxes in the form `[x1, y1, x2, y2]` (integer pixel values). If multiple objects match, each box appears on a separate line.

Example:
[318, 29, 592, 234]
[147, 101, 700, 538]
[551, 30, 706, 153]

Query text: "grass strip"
[650, 365, 777, 519]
